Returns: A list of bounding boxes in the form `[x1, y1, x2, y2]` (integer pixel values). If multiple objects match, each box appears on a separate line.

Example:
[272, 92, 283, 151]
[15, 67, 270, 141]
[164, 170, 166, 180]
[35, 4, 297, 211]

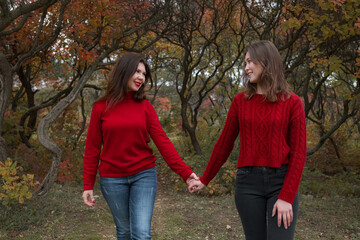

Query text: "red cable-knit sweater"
[199, 92, 307, 204]
[83, 92, 193, 191]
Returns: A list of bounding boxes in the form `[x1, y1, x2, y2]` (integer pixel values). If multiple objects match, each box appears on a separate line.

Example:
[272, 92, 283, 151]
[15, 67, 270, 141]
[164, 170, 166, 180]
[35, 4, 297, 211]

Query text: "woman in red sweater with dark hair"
[188, 40, 307, 240]
[82, 52, 198, 240]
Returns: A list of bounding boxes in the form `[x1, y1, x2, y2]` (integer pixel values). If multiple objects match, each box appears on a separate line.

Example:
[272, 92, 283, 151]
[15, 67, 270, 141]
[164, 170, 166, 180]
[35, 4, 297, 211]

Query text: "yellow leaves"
[282, 17, 303, 31]
[309, 57, 327, 70]
[302, 0, 360, 43]
[0, 158, 39, 205]
[328, 56, 342, 72]
[309, 56, 342, 74]
[321, 25, 335, 39]
[317, 0, 345, 11]
[286, 4, 305, 15]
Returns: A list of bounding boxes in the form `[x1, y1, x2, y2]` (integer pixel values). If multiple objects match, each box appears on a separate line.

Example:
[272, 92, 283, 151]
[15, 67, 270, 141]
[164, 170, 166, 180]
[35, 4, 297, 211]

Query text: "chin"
[129, 86, 139, 92]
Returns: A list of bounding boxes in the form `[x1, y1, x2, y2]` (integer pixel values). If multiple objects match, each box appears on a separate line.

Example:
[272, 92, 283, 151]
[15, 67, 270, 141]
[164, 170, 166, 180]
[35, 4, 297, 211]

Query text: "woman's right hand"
[82, 190, 95, 207]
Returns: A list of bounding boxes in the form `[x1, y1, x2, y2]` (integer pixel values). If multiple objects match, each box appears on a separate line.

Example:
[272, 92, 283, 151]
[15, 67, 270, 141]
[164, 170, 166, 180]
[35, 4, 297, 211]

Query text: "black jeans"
[235, 165, 299, 240]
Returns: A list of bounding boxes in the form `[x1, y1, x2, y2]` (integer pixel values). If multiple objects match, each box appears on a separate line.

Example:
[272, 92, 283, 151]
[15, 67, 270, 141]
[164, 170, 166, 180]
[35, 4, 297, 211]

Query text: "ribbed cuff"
[278, 191, 296, 204]
[199, 176, 210, 186]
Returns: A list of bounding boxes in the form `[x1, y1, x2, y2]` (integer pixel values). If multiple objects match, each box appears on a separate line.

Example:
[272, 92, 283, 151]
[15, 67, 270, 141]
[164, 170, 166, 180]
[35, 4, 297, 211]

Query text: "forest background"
[0, 0, 359, 239]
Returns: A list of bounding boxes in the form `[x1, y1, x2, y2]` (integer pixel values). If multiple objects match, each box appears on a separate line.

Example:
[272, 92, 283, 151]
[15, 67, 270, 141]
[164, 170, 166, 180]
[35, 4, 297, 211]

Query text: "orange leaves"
[78, 48, 99, 65]
[356, 17, 360, 29]
[332, 0, 347, 7]
[355, 50, 360, 79]
[156, 97, 172, 112]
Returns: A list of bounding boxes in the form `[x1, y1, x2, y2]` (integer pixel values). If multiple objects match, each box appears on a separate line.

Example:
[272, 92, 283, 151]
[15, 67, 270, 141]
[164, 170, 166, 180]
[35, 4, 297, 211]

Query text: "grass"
[0, 170, 359, 240]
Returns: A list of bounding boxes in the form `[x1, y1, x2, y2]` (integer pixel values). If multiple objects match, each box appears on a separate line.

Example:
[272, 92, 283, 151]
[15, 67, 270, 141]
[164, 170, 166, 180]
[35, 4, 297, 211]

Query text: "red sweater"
[83, 92, 193, 191]
[200, 92, 307, 204]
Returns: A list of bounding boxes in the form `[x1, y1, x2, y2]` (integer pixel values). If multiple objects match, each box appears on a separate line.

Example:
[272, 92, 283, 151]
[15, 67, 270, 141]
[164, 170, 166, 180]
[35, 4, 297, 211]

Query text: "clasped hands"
[186, 172, 205, 193]
[186, 173, 294, 229]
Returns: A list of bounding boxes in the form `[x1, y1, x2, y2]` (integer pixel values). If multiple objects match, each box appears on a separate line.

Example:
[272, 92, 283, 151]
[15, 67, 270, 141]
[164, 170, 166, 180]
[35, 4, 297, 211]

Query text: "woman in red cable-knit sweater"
[82, 52, 198, 240]
[188, 40, 307, 240]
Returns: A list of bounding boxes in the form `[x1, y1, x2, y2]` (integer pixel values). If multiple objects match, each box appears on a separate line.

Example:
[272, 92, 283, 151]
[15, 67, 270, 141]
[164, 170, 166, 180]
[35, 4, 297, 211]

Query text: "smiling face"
[128, 62, 146, 92]
[244, 51, 264, 84]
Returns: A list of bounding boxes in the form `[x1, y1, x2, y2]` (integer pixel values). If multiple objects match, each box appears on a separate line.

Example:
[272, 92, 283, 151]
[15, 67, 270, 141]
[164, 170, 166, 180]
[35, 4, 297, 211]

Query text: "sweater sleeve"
[83, 103, 103, 191]
[200, 99, 240, 185]
[278, 96, 307, 204]
[147, 102, 193, 182]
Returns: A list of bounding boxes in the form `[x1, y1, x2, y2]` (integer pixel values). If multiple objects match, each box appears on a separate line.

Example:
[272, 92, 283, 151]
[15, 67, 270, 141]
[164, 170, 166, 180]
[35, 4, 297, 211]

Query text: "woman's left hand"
[272, 199, 293, 229]
[186, 172, 199, 185]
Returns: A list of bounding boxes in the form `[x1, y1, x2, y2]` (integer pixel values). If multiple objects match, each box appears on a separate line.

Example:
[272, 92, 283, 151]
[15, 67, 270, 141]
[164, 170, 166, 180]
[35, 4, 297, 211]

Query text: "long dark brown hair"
[243, 40, 290, 102]
[96, 52, 153, 110]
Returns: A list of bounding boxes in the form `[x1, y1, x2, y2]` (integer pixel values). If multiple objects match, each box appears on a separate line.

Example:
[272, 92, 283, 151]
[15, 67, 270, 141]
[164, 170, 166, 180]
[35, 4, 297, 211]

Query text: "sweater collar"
[124, 91, 135, 100]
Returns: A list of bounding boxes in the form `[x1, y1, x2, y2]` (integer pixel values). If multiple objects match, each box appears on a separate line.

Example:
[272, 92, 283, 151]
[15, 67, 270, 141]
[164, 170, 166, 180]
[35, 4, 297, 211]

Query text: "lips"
[135, 82, 142, 87]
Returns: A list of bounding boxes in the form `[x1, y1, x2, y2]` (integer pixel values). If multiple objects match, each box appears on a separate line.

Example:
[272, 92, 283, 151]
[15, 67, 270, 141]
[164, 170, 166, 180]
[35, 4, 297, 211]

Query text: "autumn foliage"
[0, 0, 359, 202]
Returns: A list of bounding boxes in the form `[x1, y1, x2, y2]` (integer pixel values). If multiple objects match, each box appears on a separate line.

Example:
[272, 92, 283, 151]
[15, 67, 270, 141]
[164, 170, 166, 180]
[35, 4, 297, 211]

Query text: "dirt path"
[151, 181, 244, 239]
[2, 182, 359, 239]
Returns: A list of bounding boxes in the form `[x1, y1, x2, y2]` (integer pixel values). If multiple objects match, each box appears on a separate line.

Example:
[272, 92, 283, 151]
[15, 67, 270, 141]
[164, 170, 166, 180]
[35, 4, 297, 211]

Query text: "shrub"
[0, 158, 39, 205]
[299, 169, 360, 198]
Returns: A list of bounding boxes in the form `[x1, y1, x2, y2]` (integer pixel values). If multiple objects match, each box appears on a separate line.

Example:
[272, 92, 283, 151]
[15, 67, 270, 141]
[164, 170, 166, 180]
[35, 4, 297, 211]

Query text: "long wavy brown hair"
[242, 40, 290, 102]
[96, 52, 153, 110]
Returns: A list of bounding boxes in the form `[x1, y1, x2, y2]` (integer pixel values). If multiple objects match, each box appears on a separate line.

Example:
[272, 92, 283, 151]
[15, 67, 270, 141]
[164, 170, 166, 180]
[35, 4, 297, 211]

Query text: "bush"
[0, 158, 39, 205]
[300, 168, 360, 198]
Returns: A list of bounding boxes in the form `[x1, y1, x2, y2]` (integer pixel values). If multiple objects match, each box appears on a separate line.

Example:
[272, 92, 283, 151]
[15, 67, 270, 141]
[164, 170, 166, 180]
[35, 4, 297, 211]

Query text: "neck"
[256, 85, 265, 94]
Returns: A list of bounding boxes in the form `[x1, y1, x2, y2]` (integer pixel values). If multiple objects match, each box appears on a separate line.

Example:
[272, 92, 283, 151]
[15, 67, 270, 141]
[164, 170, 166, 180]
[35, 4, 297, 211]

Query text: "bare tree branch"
[0, 0, 58, 32]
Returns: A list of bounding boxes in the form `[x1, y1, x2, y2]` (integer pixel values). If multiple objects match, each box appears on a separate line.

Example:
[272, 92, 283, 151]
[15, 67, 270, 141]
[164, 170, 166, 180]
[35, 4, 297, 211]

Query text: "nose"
[244, 63, 249, 72]
[139, 74, 145, 82]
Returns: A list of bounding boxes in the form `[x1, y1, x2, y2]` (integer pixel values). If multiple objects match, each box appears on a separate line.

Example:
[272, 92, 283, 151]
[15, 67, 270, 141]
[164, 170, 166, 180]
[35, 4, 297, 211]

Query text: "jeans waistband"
[239, 164, 287, 174]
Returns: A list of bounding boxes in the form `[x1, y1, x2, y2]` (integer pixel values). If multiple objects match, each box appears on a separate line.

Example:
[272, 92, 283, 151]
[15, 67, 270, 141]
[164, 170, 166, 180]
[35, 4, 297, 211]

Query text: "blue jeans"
[100, 167, 157, 240]
[235, 165, 299, 240]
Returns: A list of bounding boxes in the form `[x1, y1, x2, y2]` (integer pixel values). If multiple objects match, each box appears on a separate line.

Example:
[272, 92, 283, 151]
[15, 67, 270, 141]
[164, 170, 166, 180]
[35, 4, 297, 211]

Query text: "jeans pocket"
[236, 168, 250, 184]
[237, 167, 250, 175]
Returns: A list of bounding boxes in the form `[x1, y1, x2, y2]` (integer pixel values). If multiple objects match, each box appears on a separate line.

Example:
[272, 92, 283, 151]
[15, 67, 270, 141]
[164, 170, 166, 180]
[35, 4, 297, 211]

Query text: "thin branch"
[0, 0, 58, 32]
[14, 0, 70, 72]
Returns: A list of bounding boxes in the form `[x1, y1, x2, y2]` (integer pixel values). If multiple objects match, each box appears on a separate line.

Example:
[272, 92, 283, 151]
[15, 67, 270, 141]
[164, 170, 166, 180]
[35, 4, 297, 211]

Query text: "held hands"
[188, 179, 205, 193]
[82, 190, 95, 207]
[272, 199, 293, 229]
[186, 173, 205, 193]
[186, 172, 199, 185]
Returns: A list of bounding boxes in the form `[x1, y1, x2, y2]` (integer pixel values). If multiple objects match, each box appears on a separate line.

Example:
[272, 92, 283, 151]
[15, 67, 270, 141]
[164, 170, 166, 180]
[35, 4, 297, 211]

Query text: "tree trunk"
[0, 137, 8, 163]
[0, 51, 13, 163]
[35, 55, 106, 196]
[180, 100, 202, 155]
[187, 127, 202, 155]
[18, 65, 37, 148]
